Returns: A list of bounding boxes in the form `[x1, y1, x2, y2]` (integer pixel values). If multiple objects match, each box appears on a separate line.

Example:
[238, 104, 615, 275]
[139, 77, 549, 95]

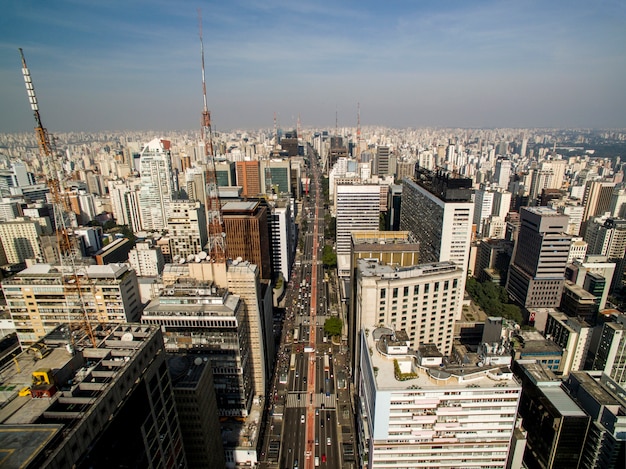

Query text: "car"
[294, 458, 299, 469]
[301, 414, 305, 424]
[320, 420, 324, 428]
[321, 454, 327, 463]
[303, 377, 307, 384]
[315, 409, 319, 416]
[315, 437, 319, 445]
[326, 413, 330, 420]
[326, 437, 331, 446]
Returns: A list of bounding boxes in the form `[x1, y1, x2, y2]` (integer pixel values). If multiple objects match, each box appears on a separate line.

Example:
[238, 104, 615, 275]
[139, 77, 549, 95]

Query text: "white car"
[300, 414, 305, 424]
[326, 437, 331, 446]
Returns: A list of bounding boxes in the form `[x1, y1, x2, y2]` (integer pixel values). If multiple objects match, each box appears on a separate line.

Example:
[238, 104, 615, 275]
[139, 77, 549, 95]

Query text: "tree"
[324, 317, 342, 337]
[322, 245, 337, 268]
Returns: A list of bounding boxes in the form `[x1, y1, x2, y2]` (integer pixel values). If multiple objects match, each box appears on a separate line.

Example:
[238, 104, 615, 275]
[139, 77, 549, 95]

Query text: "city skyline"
[1, 0, 625, 133]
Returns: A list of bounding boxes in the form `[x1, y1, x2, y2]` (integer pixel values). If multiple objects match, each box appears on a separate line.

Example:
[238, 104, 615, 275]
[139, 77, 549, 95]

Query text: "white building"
[0, 217, 43, 263]
[139, 138, 175, 231]
[357, 328, 522, 469]
[128, 240, 165, 277]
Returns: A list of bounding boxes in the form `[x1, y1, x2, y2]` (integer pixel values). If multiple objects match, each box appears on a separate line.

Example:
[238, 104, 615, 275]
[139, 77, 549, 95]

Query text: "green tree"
[322, 245, 337, 268]
[324, 317, 343, 337]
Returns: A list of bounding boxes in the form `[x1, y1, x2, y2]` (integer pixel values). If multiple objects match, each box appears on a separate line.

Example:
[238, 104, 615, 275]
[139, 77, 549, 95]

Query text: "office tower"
[528, 166, 555, 203]
[142, 282, 254, 416]
[0, 217, 43, 263]
[0, 198, 21, 221]
[221, 201, 272, 280]
[584, 217, 626, 292]
[375, 145, 391, 176]
[73, 226, 103, 256]
[560, 280, 600, 324]
[128, 240, 165, 276]
[261, 158, 291, 195]
[386, 184, 402, 231]
[236, 160, 261, 197]
[107, 178, 142, 232]
[348, 231, 421, 376]
[473, 184, 495, 236]
[268, 198, 295, 280]
[568, 237, 588, 263]
[2, 263, 142, 346]
[0, 323, 187, 469]
[355, 259, 463, 359]
[474, 238, 514, 284]
[11, 160, 36, 187]
[165, 200, 207, 261]
[609, 187, 626, 218]
[494, 157, 512, 189]
[591, 317, 626, 388]
[513, 361, 590, 469]
[544, 310, 592, 375]
[581, 180, 617, 235]
[335, 184, 382, 277]
[138, 138, 175, 231]
[357, 328, 522, 468]
[227, 259, 272, 398]
[506, 207, 572, 308]
[168, 355, 225, 468]
[400, 168, 474, 315]
[563, 372, 626, 469]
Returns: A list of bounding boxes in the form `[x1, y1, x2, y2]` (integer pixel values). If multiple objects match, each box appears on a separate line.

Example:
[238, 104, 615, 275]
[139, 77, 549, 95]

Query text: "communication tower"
[198, 11, 226, 263]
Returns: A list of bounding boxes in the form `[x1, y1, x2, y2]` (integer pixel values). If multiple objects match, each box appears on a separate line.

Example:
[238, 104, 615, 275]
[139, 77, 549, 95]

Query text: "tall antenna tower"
[198, 10, 226, 262]
[356, 102, 361, 161]
[18, 48, 96, 347]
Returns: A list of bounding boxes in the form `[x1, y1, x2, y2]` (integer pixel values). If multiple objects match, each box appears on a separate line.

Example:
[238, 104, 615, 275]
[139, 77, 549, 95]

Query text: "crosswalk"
[286, 392, 336, 408]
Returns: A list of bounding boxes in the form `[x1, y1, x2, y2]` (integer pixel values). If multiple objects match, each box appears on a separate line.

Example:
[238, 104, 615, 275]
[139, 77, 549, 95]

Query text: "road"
[261, 145, 346, 469]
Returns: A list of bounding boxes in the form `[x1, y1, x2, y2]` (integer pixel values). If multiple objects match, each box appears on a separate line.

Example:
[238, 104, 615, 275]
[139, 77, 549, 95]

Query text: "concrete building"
[591, 316, 626, 388]
[543, 310, 592, 375]
[0, 217, 44, 264]
[357, 327, 522, 468]
[565, 256, 615, 310]
[165, 200, 207, 262]
[221, 201, 272, 280]
[268, 197, 295, 280]
[513, 361, 591, 469]
[400, 168, 474, 316]
[128, 240, 165, 277]
[355, 259, 463, 360]
[138, 138, 176, 231]
[0, 323, 187, 469]
[236, 160, 261, 197]
[335, 184, 383, 277]
[2, 263, 142, 346]
[141, 281, 254, 417]
[506, 207, 572, 309]
[168, 354, 225, 469]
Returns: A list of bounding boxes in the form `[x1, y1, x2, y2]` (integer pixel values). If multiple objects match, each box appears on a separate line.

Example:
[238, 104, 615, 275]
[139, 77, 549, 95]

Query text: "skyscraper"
[138, 138, 175, 231]
[506, 207, 572, 308]
[236, 160, 261, 197]
[400, 168, 474, 317]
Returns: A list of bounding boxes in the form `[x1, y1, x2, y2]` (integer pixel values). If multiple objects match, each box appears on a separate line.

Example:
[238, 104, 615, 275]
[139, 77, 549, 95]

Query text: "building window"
[380, 288, 386, 299]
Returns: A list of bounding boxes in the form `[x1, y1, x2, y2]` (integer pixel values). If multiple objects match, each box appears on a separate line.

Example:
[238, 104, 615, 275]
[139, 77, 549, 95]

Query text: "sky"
[1, 0, 625, 133]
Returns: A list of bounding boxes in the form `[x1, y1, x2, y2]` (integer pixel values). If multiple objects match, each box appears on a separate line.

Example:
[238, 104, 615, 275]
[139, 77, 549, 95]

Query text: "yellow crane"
[18, 48, 96, 347]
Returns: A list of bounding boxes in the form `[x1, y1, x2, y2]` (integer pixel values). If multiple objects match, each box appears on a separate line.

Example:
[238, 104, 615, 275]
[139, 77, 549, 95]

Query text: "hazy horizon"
[2, 0, 625, 134]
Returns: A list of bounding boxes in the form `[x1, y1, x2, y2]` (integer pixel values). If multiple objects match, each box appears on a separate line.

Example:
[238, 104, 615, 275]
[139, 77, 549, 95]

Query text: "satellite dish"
[195, 256, 201, 263]
[173, 255, 180, 261]
[187, 254, 195, 262]
[194, 357, 203, 366]
[198, 251, 208, 260]
[179, 258, 186, 264]
[236, 256, 243, 263]
[121, 332, 134, 342]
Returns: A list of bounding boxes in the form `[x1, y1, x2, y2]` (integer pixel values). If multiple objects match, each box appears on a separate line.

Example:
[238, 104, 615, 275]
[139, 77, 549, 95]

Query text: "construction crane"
[18, 48, 97, 347]
[198, 11, 226, 263]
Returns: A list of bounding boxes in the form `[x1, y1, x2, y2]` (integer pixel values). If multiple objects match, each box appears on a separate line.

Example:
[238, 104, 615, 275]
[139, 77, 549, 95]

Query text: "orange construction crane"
[198, 10, 226, 263]
[18, 48, 97, 347]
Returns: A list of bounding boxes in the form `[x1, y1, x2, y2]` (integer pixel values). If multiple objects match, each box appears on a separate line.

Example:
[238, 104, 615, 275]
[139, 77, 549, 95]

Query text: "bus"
[324, 354, 330, 372]
[293, 327, 299, 342]
[290, 354, 296, 370]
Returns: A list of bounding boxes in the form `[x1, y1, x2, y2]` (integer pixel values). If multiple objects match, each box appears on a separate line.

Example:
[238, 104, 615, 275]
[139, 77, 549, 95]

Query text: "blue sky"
[1, 0, 625, 133]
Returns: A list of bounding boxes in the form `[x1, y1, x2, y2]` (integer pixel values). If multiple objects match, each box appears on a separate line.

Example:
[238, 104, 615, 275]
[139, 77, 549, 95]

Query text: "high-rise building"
[236, 160, 261, 197]
[2, 263, 142, 346]
[400, 168, 474, 316]
[128, 240, 165, 277]
[268, 197, 295, 280]
[494, 157, 512, 189]
[335, 184, 382, 277]
[375, 145, 391, 176]
[165, 200, 208, 262]
[543, 310, 592, 375]
[506, 207, 572, 308]
[513, 361, 591, 469]
[168, 355, 225, 468]
[584, 217, 626, 292]
[0, 217, 44, 263]
[261, 159, 291, 195]
[221, 201, 272, 280]
[591, 316, 626, 388]
[138, 138, 176, 231]
[0, 323, 187, 469]
[357, 327, 522, 468]
[581, 180, 617, 236]
[107, 178, 142, 232]
[355, 259, 463, 360]
[141, 281, 254, 416]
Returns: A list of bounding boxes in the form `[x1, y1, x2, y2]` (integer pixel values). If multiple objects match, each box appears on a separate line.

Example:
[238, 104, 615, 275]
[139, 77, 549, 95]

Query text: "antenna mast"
[356, 102, 361, 161]
[18, 48, 96, 347]
[198, 10, 226, 262]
